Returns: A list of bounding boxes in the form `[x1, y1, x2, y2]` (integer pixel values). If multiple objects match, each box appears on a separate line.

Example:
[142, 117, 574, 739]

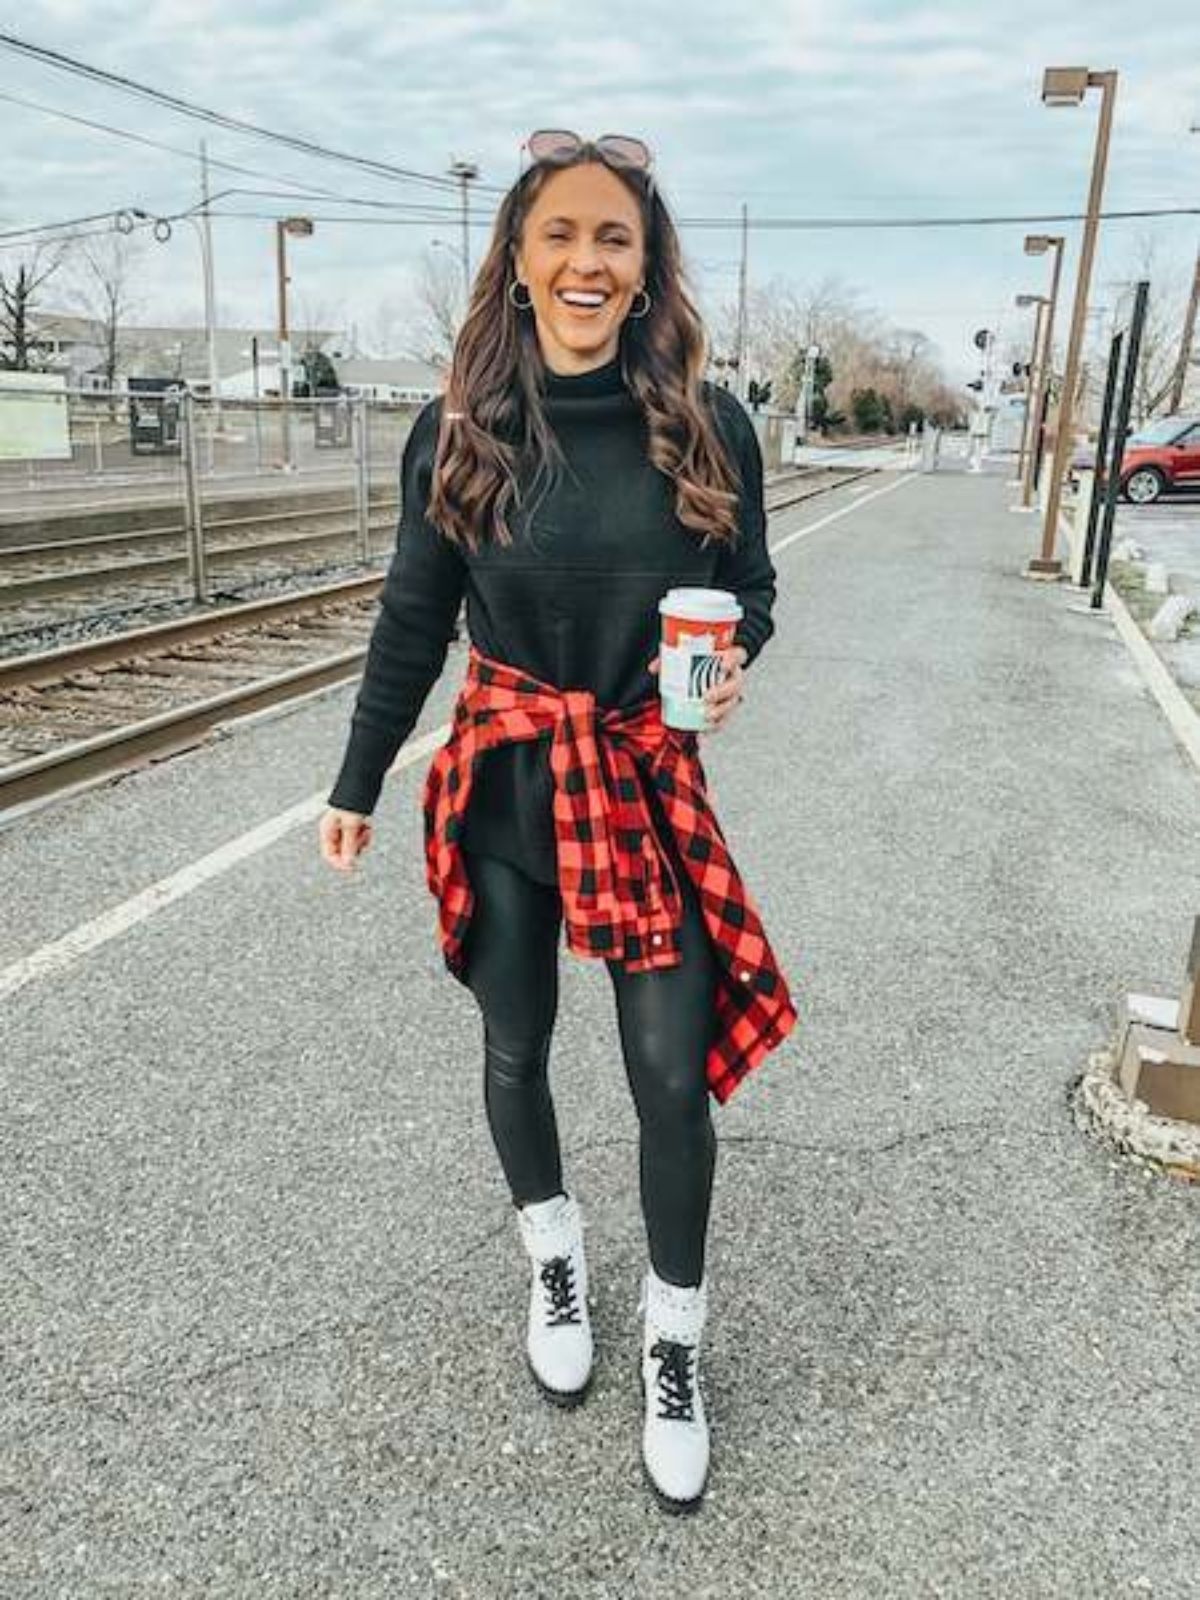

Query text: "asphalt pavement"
[3, 458, 1199, 1598]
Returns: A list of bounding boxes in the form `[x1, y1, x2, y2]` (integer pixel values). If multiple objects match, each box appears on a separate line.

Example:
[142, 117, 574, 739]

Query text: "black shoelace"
[539, 1256, 581, 1326]
[649, 1337, 696, 1422]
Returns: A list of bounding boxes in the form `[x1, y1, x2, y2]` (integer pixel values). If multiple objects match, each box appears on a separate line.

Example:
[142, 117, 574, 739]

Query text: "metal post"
[1033, 71, 1118, 574]
[1091, 281, 1149, 611]
[353, 394, 370, 562]
[276, 221, 293, 472]
[181, 390, 208, 602]
[251, 334, 263, 473]
[1015, 300, 1045, 488]
[1079, 328, 1123, 590]
[1168, 251, 1200, 415]
[1022, 241, 1064, 510]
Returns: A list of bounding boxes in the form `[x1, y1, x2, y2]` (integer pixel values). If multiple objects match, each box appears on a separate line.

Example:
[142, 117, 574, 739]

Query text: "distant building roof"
[336, 357, 444, 392]
[28, 312, 342, 382]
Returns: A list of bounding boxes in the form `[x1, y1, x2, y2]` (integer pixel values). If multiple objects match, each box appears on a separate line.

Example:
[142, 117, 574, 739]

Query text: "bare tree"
[712, 269, 959, 433]
[1101, 234, 1189, 423]
[291, 290, 342, 354]
[68, 232, 144, 394]
[362, 291, 411, 358]
[0, 243, 68, 370]
[404, 248, 464, 370]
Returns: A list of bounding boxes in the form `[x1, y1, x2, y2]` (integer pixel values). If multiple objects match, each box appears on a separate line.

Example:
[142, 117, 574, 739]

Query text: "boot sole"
[526, 1351, 593, 1409]
[638, 1365, 707, 1513]
[641, 1457, 704, 1515]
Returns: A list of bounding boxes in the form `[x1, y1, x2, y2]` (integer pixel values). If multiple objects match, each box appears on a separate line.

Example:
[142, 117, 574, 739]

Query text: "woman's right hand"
[319, 807, 375, 872]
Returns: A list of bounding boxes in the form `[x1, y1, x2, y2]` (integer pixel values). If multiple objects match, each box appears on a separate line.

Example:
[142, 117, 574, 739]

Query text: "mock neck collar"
[540, 352, 627, 399]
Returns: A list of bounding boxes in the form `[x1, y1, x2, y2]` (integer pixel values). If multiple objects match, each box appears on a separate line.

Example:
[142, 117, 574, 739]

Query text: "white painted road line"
[1, 481, 909, 1002]
[0, 725, 450, 1002]
[771, 471, 915, 555]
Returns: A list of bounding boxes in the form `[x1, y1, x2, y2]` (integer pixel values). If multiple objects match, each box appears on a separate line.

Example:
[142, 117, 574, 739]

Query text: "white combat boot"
[639, 1265, 710, 1513]
[515, 1192, 593, 1407]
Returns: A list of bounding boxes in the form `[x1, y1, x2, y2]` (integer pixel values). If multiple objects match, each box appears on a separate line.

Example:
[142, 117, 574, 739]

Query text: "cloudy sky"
[2, 1, 1198, 384]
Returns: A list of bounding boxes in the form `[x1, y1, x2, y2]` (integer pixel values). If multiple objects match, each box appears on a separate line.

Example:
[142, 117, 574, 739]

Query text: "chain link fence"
[1, 381, 419, 603]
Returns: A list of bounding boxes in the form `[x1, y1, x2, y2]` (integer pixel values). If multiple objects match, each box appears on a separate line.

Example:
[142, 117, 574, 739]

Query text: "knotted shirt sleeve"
[326, 399, 467, 816]
[708, 385, 777, 667]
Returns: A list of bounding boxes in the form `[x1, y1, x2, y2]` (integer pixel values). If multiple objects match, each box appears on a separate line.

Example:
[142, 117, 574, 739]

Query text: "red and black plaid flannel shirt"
[422, 647, 798, 1104]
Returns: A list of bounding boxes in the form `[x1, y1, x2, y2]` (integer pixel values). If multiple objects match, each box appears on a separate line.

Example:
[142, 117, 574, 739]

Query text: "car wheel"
[1122, 467, 1166, 505]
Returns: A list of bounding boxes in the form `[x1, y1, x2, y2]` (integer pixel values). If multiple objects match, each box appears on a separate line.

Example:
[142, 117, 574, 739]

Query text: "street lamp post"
[1028, 66, 1119, 578]
[1021, 234, 1066, 512]
[275, 215, 314, 472]
[1013, 293, 1049, 495]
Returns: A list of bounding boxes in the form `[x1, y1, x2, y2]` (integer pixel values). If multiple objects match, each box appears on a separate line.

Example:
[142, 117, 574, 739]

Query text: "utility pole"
[734, 203, 748, 404]
[448, 158, 479, 311]
[199, 139, 221, 427]
[1168, 249, 1200, 414]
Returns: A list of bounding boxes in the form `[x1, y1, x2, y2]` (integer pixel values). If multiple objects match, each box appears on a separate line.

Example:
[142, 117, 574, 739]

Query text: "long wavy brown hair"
[426, 144, 743, 553]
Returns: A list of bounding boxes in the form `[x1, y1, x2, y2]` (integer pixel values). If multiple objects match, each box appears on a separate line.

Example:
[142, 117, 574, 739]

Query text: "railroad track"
[0, 501, 400, 604]
[0, 463, 877, 816]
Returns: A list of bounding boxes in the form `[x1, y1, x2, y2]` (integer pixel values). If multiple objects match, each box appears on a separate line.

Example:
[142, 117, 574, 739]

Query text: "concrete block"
[1118, 1022, 1200, 1122]
[1147, 593, 1198, 642]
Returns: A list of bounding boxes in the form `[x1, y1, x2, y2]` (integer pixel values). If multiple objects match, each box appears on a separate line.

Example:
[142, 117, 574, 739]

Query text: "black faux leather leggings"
[459, 846, 719, 1288]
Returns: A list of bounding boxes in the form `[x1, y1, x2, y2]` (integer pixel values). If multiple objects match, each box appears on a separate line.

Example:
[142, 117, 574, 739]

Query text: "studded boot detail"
[515, 1192, 593, 1406]
[639, 1265, 709, 1512]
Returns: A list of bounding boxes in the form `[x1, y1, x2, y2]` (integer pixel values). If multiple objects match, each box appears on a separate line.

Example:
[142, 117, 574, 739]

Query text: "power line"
[5, 192, 1197, 253]
[0, 30, 505, 197]
[0, 88, 354, 202]
[205, 204, 1199, 231]
[676, 206, 1200, 231]
[0, 208, 128, 242]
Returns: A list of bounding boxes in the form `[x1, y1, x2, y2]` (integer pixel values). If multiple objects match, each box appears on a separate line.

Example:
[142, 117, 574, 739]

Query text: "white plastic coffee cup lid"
[658, 586, 743, 623]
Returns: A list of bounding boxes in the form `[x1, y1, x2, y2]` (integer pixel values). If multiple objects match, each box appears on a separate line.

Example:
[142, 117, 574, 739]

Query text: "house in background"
[18, 313, 342, 395]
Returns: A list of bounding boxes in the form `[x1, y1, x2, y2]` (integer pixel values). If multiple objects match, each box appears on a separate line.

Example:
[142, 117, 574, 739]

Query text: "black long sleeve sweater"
[326, 353, 777, 884]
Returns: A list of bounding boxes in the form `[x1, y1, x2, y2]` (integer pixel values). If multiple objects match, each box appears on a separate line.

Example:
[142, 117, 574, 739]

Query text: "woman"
[319, 130, 796, 1514]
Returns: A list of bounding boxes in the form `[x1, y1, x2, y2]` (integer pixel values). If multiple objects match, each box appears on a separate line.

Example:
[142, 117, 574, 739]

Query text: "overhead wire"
[0, 88, 354, 202]
[0, 30, 510, 196]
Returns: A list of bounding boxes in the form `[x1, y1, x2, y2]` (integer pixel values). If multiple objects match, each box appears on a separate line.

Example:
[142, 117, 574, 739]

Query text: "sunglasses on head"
[520, 129, 655, 190]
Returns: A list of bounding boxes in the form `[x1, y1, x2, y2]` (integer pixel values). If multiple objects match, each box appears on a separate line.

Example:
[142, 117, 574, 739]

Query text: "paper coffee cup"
[657, 587, 743, 731]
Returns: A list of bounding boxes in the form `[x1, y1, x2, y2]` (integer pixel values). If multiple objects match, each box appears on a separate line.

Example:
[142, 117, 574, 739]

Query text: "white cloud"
[2, 0, 1197, 381]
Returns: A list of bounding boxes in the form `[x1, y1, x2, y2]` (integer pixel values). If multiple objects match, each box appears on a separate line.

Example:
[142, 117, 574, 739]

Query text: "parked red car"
[1117, 415, 1200, 504]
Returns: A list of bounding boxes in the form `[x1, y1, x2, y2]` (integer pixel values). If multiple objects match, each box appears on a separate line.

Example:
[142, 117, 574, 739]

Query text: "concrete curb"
[1103, 578, 1200, 776]
[1073, 1045, 1200, 1182]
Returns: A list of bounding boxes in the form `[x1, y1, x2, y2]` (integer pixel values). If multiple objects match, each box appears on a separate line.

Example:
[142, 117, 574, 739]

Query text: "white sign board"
[0, 371, 71, 461]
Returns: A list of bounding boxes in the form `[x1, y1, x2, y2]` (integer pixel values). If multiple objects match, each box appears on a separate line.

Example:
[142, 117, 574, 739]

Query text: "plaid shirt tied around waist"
[421, 647, 798, 1104]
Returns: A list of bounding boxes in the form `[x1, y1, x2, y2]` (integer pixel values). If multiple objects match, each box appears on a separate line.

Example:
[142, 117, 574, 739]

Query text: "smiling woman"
[320, 129, 797, 1519]
[513, 163, 647, 373]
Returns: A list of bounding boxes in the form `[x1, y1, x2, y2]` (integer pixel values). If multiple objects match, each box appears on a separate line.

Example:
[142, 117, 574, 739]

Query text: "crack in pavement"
[8, 1113, 1068, 1424]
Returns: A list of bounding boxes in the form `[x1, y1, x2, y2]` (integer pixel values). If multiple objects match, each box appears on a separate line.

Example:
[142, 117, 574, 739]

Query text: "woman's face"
[514, 161, 647, 376]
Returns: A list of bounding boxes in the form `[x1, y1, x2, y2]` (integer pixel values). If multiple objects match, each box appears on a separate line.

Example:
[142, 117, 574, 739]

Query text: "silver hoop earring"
[627, 288, 652, 320]
[508, 280, 534, 310]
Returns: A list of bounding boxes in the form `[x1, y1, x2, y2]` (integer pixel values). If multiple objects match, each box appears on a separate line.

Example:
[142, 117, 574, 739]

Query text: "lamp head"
[282, 216, 314, 237]
[1042, 67, 1090, 107]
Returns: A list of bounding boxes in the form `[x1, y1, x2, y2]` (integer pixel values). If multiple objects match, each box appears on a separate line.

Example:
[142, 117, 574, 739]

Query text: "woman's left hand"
[702, 644, 749, 733]
[647, 643, 749, 734]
